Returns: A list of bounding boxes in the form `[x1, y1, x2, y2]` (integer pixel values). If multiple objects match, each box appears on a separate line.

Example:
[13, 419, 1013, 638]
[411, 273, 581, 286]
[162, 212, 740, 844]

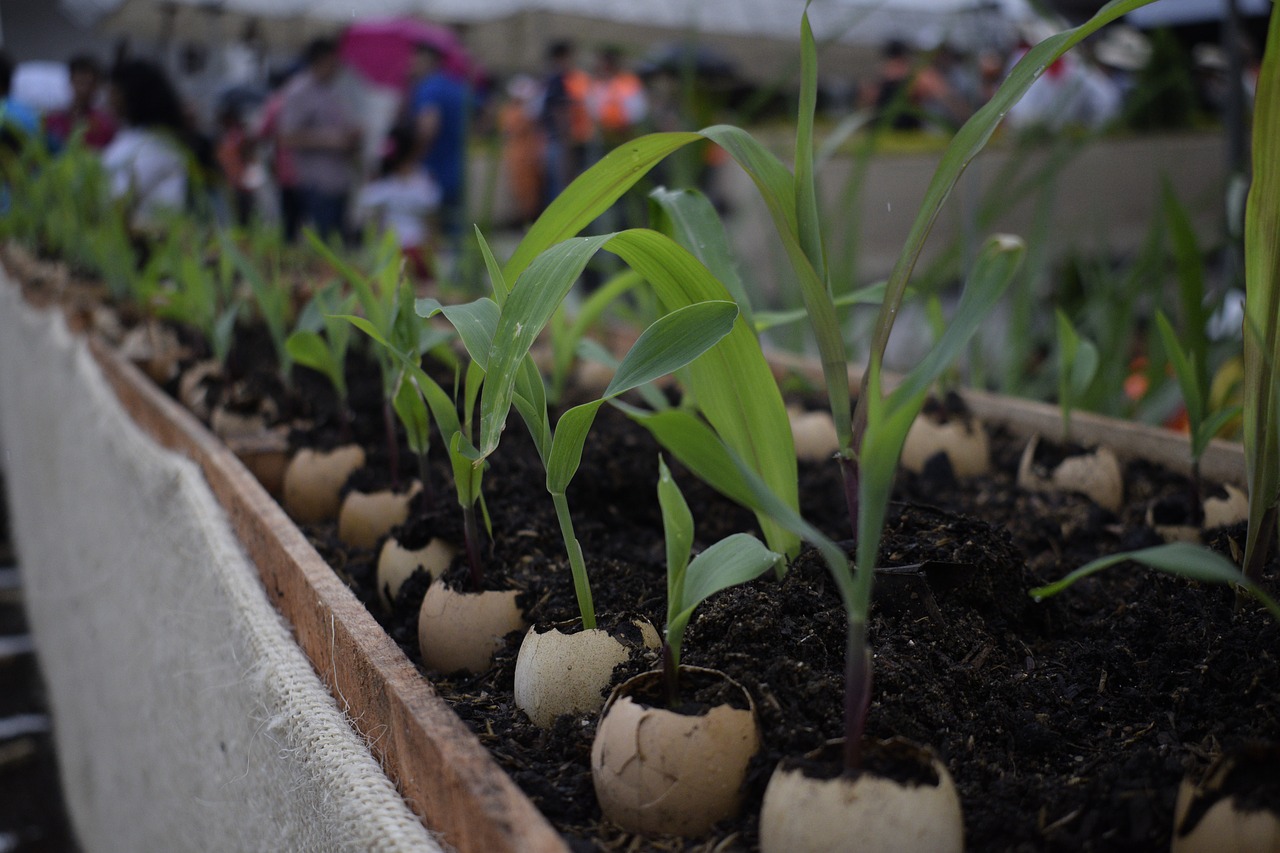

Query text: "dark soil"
[295, 390, 1279, 853]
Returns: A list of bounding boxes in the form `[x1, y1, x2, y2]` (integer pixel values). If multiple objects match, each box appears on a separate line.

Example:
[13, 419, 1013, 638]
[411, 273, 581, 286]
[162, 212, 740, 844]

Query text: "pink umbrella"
[339, 18, 476, 91]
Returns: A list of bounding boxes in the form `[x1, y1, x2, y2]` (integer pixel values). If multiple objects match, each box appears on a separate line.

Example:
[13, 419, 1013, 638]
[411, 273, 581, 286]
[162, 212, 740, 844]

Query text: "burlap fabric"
[0, 274, 444, 852]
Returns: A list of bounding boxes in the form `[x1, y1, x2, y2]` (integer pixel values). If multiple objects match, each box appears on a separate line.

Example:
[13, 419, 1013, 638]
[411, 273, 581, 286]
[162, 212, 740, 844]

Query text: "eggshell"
[1172, 747, 1280, 853]
[901, 411, 991, 477]
[337, 482, 421, 549]
[282, 445, 365, 523]
[177, 359, 221, 420]
[514, 619, 659, 728]
[788, 407, 839, 463]
[759, 739, 963, 853]
[1017, 434, 1124, 512]
[591, 667, 758, 836]
[417, 582, 526, 674]
[1203, 484, 1248, 531]
[376, 537, 456, 609]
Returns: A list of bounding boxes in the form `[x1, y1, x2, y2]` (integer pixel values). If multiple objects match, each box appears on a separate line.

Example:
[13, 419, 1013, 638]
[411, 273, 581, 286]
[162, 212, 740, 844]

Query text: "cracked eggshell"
[788, 406, 839, 463]
[514, 618, 660, 728]
[1203, 484, 1248, 531]
[177, 359, 221, 421]
[1172, 747, 1280, 853]
[418, 581, 526, 674]
[1017, 435, 1124, 513]
[336, 481, 421, 549]
[901, 411, 991, 477]
[282, 444, 365, 523]
[591, 667, 759, 837]
[759, 739, 963, 853]
[377, 537, 456, 609]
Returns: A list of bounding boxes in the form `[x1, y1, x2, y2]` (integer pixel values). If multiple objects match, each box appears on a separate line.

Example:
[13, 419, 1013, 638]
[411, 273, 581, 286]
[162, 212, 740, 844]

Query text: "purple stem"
[842, 631, 872, 771]
[662, 642, 680, 708]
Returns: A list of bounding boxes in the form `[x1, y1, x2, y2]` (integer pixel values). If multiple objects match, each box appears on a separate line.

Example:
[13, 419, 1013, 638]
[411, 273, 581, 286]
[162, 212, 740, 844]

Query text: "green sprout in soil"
[287, 282, 358, 440]
[1055, 307, 1100, 444]
[656, 456, 781, 706]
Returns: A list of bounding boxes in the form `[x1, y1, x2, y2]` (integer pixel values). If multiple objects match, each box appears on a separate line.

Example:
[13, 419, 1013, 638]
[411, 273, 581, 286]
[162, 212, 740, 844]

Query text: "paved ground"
[0, 474, 78, 853]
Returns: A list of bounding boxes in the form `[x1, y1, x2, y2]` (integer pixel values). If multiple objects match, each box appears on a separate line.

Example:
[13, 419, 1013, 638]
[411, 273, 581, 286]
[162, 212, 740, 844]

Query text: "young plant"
[224, 233, 295, 382]
[1055, 308, 1099, 443]
[1154, 310, 1241, 489]
[1240, 3, 1280, 584]
[286, 282, 359, 439]
[150, 228, 240, 367]
[655, 456, 781, 706]
[433, 229, 743, 629]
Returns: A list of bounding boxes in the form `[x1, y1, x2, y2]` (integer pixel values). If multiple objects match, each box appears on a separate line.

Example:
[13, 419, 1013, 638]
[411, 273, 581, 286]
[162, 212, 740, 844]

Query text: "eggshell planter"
[1016, 433, 1125, 512]
[417, 580, 527, 674]
[590, 667, 760, 837]
[900, 406, 992, 478]
[1171, 745, 1280, 853]
[337, 481, 422, 549]
[513, 618, 661, 728]
[282, 444, 366, 524]
[377, 536, 457, 609]
[759, 738, 964, 853]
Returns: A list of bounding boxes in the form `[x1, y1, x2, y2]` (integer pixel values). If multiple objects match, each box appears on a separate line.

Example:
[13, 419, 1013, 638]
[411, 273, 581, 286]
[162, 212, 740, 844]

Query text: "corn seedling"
[1240, 3, 1280, 584]
[287, 282, 359, 440]
[655, 456, 781, 706]
[224, 234, 294, 383]
[152, 229, 240, 367]
[1055, 308, 1100, 444]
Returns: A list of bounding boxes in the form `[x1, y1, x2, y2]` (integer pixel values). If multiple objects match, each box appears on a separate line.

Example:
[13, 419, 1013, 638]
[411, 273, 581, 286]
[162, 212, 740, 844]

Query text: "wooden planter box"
[2, 261, 1247, 852]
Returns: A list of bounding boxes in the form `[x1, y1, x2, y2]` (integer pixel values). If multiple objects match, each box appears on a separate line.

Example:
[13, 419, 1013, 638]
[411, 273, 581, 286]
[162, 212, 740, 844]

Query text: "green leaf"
[603, 301, 738, 398]
[1161, 179, 1209, 391]
[623, 406, 760, 513]
[657, 456, 694, 614]
[649, 188, 755, 328]
[666, 533, 781, 666]
[417, 297, 499, 370]
[286, 330, 341, 391]
[481, 234, 613, 456]
[1242, 4, 1280, 580]
[393, 372, 432, 456]
[474, 226, 510, 307]
[334, 313, 393, 351]
[1155, 310, 1205, 447]
[794, 8, 825, 284]
[1029, 542, 1280, 623]
[752, 282, 889, 333]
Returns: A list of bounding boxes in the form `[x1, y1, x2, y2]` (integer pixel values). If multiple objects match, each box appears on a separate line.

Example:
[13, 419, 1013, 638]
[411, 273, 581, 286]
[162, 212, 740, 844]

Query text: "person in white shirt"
[102, 60, 192, 229]
[355, 125, 441, 281]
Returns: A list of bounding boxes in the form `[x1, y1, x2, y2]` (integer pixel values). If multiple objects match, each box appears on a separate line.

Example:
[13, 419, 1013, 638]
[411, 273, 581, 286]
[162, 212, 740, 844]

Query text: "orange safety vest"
[590, 72, 646, 135]
[564, 69, 593, 144]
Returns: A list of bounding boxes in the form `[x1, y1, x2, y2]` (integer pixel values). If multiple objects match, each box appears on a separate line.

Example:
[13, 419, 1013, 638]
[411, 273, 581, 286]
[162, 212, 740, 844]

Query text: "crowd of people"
[0, 20, 1260, 273]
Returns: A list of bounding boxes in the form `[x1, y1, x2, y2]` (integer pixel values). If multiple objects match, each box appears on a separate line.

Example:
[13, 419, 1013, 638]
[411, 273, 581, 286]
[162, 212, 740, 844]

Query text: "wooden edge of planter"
[86, 337, 569, 853]
[766, 350, 1246, 487]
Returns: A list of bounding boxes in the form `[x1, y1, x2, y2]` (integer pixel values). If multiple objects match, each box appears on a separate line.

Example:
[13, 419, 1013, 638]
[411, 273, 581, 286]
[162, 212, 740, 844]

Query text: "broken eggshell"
[1017, 434, 1124, 513]
[513, 618, 660, 729]
[900, 408, 991, 477]
[1203, 484, 1248, 531]
[417, 580, 526, 674]
[281, 444, 366, 524]
[376, 536, 457, 610]
[591, 667, 759, 837]
[759, 737, 964, 853]
[1171, 745, 1280, 853]
[336, 481, 421, 549]
[787, 406, 839, 463]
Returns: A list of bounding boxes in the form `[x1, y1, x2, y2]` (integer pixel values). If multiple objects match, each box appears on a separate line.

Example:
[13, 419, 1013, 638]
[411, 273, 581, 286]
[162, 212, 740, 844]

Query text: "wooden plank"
[767, 349, 1246, 487]
[89, 338, 568, 853]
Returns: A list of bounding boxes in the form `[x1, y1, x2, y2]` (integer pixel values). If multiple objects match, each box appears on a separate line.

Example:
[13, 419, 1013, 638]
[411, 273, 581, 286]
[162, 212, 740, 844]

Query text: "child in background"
[354, 125, 441, 281]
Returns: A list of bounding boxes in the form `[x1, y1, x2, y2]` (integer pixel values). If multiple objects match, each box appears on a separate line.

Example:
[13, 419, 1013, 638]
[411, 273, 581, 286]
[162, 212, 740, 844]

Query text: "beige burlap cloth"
[0, 273, 445, 853]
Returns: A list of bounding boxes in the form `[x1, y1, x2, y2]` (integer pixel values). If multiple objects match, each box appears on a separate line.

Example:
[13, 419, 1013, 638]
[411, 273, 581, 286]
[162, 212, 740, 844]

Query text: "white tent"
[66, 0, 1040, 73]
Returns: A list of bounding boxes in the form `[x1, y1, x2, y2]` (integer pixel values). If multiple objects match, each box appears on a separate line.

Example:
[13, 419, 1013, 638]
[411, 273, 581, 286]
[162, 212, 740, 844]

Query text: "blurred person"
[862, 39, 961, 131]
[0, 52, 39, 143]
[586, 46, 647, 151]
[45, 55, 117, 152]
[409, 40, 469, 242]
[102, 59, 194, 227]
[499, 74, 544, 227]
[216, 102, 256, 225]
[539, 39, 592, 207]
[279, 37, 362, 241]
[354, 124, 441, 281]
[255, 66, 305, 241]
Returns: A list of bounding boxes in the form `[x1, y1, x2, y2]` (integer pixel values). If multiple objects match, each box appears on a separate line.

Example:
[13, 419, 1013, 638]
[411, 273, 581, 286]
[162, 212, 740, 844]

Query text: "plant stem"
[662, 642, 680, 708]
[383, 398, 400, 490]
[551, 491, 596, 630]
[462, 501, 484, 592]
[842, 622, 872, 771]
[838, 454, 860, 543]
[337, 397, 353, 444]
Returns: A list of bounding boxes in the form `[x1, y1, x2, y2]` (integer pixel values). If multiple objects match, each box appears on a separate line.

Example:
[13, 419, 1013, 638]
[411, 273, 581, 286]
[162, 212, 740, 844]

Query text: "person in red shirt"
[46, 55, 116, 152]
